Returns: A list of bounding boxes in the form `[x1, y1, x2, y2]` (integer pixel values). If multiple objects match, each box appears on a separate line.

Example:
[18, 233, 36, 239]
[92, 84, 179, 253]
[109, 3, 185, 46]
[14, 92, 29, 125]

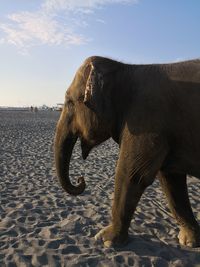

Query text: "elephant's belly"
[162, 153, 200, 179]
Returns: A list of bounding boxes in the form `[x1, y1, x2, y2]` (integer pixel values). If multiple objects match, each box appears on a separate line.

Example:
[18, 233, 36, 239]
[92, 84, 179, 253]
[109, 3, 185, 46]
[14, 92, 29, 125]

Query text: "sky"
[0, 0, 200, 107]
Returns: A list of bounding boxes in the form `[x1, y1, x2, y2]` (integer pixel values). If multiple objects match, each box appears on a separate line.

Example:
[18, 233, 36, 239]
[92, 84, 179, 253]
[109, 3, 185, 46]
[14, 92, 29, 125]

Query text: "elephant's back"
[162, 59, 200, 83]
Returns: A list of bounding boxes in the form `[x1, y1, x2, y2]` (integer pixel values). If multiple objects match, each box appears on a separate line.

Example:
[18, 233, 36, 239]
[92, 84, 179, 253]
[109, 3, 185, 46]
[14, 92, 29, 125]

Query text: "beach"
[0, 110, 200, 267]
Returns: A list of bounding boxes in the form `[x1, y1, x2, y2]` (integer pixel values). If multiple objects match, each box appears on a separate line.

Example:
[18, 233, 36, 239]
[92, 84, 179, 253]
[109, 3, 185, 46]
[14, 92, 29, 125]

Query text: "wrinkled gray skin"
[54, 56, 200, 248]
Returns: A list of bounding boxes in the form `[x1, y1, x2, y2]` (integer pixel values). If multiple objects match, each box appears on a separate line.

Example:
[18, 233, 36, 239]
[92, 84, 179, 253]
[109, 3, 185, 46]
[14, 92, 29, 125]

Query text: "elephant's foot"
[178, 226, 200, 247]
[95, 225, 128, 248]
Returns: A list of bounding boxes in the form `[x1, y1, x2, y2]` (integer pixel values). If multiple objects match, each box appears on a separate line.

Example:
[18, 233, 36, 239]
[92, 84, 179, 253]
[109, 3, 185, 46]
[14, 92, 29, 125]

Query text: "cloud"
[0, 0, 138, 52]
[0, 11, 86, 51]
[42, 0, 137, 12]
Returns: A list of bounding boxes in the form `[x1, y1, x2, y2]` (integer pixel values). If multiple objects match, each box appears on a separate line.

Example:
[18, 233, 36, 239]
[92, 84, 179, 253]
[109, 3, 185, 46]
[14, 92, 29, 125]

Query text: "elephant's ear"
[83, 60, 114, 122]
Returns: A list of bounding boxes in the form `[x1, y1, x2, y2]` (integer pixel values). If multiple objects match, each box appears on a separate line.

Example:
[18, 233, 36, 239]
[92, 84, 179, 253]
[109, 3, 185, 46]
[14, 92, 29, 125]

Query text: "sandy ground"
[0, 110, 200, 267]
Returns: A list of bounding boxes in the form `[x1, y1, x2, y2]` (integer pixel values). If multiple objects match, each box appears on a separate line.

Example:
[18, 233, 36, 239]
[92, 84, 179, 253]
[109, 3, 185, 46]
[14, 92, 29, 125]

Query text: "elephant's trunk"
[54, 124, 86, 196]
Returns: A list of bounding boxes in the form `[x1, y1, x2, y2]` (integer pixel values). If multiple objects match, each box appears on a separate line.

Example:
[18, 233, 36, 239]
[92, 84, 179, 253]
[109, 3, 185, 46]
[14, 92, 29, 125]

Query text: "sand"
[0, 110, 200, 267]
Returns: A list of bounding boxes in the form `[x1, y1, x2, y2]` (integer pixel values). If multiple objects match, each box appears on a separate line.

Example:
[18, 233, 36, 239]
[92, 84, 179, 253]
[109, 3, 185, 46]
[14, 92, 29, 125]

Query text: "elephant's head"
[54, 56, 128, 195]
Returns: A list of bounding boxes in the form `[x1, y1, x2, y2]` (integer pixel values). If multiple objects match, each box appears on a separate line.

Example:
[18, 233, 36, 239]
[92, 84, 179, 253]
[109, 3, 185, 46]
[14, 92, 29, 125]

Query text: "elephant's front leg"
[95, 133, 167, 247]
[95, 175, 149, 247]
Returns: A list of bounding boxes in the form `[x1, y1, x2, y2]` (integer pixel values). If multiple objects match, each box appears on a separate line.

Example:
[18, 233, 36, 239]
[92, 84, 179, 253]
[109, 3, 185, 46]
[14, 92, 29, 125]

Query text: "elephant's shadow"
[114, 233, 200, 264]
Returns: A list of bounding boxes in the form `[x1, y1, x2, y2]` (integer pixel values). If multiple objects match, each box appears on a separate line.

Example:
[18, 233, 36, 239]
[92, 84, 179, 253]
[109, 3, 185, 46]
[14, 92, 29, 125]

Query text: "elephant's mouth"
[80, 139, 92, 160]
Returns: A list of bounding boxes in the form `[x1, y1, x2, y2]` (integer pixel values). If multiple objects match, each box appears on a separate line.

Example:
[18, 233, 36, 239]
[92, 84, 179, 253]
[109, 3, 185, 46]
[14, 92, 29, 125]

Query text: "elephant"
[54, 56, 200, 248]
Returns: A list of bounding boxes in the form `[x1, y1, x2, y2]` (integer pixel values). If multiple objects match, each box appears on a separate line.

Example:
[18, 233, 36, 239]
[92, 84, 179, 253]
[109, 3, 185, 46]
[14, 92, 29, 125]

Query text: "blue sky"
[0, 0, 200, 107]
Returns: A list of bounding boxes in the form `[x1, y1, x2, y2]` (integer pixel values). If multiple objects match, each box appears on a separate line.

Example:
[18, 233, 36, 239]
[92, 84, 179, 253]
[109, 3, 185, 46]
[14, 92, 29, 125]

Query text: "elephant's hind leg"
[158, 171, 200, 247]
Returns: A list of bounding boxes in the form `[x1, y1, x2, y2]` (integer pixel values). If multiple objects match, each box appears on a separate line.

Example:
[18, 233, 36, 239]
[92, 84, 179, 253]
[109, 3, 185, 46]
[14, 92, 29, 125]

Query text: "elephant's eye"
[66, 99, 74, 109]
